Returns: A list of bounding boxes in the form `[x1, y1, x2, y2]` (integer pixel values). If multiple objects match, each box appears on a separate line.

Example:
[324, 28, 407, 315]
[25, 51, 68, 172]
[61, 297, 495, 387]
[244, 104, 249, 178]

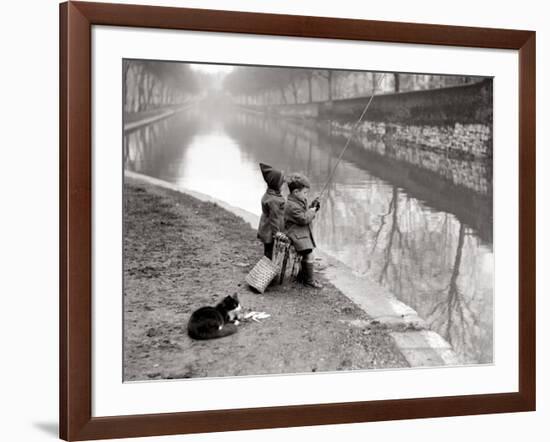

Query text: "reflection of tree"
[125, 123, 163, 170]
[306, 139, 313, 177]
[223, 108, 494, 363]
[377, 186, 402, 285]
[425, 222, 481, 363]
[224, 108, 493, 364]
[361, 180, 490, 363]
[124, 114, 194, 175]
[324, 151, 338, 242]
[370, 187, 393, 254]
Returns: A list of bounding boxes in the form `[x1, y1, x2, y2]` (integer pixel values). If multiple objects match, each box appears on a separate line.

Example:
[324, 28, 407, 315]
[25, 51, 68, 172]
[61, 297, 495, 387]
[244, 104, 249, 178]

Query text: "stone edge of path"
[124, 104, 193, 133]
[124, 170, 462, 368]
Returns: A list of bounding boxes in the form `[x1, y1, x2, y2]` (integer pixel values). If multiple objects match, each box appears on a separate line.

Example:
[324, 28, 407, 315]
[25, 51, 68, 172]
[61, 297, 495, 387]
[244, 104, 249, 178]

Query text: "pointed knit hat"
[259, 163, 284, 190]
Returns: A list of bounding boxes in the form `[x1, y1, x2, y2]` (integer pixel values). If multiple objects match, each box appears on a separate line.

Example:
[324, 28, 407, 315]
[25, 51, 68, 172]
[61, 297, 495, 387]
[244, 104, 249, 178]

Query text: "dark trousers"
[298, 249, 313, 263]
[263, 242, 274, 260]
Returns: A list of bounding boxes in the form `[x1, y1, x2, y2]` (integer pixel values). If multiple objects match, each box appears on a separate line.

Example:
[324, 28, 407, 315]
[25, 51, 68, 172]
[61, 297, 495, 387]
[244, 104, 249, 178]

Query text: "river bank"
[123, 177, 409, 381]
[239, 79, 493, 161]
[124, 103, 194, 133]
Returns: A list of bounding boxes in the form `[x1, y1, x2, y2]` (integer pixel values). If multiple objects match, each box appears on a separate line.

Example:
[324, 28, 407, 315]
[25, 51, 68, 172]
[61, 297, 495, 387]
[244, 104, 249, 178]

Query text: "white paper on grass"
[92, 25, 518, 417]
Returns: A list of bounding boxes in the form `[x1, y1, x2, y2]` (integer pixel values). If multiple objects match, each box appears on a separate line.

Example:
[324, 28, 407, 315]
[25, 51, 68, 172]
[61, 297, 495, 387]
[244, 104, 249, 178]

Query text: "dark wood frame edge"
[59, 1, 536, 440]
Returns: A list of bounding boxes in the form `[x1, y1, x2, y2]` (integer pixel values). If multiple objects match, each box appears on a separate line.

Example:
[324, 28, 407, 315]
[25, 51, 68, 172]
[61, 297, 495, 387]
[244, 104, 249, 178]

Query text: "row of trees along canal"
[124, 60, 207, 114]
[223, 66, 481, 106]
[123, 60, 484, 114]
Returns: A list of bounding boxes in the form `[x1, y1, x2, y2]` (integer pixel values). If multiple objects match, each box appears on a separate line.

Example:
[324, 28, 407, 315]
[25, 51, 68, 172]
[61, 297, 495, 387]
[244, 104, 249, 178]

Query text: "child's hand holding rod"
[310, 197, 321, 212]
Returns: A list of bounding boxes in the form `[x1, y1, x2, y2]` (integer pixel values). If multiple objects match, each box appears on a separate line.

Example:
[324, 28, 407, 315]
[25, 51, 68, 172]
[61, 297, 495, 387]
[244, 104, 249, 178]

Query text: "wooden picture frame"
[59, 1, 536, 440]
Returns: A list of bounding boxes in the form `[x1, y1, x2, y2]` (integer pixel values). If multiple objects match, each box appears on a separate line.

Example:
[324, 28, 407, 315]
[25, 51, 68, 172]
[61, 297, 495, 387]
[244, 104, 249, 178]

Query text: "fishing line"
[316, 72, 387, 202]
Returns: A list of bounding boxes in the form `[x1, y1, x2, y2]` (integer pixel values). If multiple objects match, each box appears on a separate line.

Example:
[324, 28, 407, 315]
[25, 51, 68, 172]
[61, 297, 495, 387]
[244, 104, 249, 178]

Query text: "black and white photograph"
[123, 60, 493, 381]
[4, 0, 546, 440]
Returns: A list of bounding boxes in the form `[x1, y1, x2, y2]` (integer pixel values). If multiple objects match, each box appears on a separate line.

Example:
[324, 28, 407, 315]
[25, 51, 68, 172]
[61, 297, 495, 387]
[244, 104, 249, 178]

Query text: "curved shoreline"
[125, 170, 462, 368]
[123, 175, 408, 379]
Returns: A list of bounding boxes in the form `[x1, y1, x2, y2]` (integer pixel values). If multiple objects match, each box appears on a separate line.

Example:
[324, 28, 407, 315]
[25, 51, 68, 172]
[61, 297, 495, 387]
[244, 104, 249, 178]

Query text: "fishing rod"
[315, 72, 387, 203]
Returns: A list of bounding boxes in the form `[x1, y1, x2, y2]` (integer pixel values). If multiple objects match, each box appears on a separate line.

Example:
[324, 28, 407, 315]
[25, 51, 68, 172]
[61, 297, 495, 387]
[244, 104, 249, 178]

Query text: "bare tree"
[124, 60, 199, 113]
[393, 73, 400, 93]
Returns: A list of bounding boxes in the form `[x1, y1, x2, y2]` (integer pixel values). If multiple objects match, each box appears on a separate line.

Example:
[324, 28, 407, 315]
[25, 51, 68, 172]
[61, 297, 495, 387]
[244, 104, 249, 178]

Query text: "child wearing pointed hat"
[257, 163, 287, 260]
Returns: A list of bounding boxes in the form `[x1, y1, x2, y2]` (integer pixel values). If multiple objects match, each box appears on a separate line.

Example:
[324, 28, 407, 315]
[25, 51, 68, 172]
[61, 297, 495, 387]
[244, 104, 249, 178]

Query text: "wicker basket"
[271, 237, 302, 285]
[245, 256, 279, 293]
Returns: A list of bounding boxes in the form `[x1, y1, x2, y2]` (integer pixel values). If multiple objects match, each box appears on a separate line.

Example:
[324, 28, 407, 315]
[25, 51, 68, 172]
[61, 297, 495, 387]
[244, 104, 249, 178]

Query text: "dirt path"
[124, 179, 408, 381]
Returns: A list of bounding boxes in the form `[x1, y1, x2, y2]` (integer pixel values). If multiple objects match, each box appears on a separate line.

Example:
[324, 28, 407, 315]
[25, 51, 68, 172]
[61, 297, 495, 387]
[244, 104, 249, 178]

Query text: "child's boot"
[303, 262, 323, 289]
[295, 268, 305, 284]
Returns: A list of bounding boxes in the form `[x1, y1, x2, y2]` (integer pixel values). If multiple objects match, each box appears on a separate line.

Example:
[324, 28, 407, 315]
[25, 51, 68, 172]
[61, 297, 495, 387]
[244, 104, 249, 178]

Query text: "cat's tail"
[188, 323, 238, 340]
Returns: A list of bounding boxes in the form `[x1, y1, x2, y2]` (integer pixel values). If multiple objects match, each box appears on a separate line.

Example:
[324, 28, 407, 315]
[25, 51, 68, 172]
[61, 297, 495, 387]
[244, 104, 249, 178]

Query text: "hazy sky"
[190, 63, 234, 75]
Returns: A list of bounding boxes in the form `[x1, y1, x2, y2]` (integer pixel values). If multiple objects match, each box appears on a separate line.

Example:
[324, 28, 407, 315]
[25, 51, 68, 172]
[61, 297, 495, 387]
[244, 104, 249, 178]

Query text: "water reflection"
[125, 107, 493, 364]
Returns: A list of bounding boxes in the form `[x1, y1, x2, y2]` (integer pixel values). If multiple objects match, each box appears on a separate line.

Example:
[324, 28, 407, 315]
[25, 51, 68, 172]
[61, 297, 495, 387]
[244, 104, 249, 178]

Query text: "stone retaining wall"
[239, 80, 493, 198]
[243, 79, 493, 159]
[331, 121, 492, 195]
[354, 121, 492, 158]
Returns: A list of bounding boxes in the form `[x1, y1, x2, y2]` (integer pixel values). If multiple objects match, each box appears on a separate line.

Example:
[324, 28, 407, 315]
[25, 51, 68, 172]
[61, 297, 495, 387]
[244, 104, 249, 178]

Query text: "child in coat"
[257, 163, 287, 260]
[284, 173, 323, 289]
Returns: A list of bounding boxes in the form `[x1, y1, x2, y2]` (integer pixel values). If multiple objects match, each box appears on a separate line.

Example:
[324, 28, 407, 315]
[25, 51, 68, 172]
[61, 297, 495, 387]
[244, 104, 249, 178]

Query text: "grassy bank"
[124, 178, 408, 381]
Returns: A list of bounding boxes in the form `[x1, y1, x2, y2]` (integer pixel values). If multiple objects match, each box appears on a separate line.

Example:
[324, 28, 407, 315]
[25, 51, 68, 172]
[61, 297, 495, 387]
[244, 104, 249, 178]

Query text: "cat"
[187, 293, 242, 340]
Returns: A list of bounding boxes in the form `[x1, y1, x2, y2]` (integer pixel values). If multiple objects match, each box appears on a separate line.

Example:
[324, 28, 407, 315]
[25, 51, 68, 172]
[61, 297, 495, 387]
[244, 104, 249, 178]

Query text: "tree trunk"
[291, 81, 298, 104]
[163, 86, 169, 106]
[142, 74, 149, 110]
[327, 71, 333, 101]
[123, 61, 131, 112]
[307, 75, 313, 103]
[138, 71, 146, 112]
[146, 75, 155, 108]
[393, 73, 400, 93]
[280, 87, 288, 104]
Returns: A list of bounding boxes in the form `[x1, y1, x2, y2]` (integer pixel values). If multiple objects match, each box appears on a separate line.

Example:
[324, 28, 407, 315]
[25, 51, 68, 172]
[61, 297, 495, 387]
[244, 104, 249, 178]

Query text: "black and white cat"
[187, 294, 242, 340]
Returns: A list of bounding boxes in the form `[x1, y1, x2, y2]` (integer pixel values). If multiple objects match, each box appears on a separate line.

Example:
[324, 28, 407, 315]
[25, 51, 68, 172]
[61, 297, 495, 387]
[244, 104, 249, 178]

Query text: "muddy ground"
[124, 178, 408, 381]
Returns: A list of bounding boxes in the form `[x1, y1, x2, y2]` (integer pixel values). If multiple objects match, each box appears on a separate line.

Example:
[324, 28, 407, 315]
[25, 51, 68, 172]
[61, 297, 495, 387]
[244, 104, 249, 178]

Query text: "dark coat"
[257, 189, 286, 244]
[284, 193, 316, 252]
[257, 163, 285, 244]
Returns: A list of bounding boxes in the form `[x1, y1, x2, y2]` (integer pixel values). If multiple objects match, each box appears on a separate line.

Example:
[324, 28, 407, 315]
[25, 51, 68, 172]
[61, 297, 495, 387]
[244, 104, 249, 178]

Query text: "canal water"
[124, 106, 494, 365]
